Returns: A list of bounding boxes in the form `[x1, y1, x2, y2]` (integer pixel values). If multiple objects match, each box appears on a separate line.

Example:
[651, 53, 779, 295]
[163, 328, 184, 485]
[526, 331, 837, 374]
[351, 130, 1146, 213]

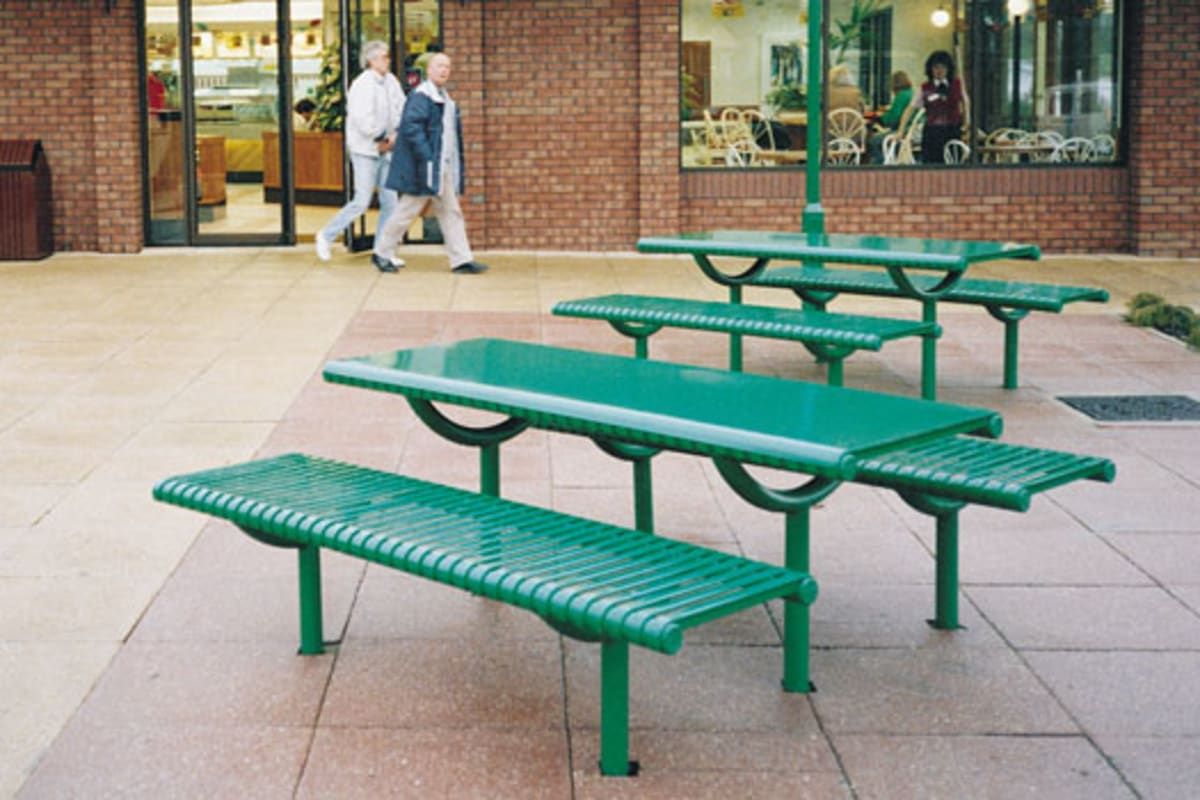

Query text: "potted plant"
[765, 83, 806, 113]
[312, 42, 344, 132]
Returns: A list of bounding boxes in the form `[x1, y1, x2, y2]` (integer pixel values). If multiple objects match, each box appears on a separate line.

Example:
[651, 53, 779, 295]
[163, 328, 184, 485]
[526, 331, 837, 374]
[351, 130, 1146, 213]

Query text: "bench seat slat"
[856, 437, 1115, 511]
[154, 454, 816, 655]
[553, 293, 937, 349]
[752, 266, 1109, 311]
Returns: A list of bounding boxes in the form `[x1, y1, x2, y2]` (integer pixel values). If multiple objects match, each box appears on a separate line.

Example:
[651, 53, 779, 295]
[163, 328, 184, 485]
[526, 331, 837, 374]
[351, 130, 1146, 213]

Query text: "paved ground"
[2, 246, 1199, 798]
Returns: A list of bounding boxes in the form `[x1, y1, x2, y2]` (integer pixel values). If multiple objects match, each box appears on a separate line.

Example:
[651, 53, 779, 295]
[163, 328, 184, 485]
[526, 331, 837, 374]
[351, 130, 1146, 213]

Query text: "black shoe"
[371, 253, 398, 273]
[451, 261, 489, 274]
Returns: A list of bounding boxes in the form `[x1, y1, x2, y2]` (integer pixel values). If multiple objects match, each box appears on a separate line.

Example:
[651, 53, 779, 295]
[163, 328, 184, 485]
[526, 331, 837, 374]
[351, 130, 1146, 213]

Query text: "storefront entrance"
[142, 0, 438, 247]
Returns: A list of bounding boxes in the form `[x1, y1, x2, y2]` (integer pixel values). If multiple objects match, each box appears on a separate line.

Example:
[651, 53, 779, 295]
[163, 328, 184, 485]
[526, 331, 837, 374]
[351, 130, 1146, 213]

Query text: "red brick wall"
[441, 0, 487, 247]
[1127, 0, 1200, 257]
[476, 0, 640, 250]
[0, 0, 142, 253]
[1, 0, 1196, 256]
[681, 167, 1131, 253]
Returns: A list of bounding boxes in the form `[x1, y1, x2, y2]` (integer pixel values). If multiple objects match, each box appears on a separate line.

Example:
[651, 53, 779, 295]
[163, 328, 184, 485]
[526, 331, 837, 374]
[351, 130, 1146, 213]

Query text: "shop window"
[679, 0, 1123, 169]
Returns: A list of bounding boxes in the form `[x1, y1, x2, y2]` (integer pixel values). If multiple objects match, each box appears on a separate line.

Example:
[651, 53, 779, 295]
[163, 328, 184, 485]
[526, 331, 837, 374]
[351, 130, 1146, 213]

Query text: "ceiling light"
[931, 5, 951, 27]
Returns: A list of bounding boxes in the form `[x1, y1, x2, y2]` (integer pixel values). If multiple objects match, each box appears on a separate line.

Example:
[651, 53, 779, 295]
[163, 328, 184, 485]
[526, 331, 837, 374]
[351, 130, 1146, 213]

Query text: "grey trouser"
[373, 183, 474, 269]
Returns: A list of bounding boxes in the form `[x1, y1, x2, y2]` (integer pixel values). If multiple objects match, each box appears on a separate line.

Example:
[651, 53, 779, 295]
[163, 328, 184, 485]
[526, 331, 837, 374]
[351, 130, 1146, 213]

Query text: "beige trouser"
[373, 184, 474, 269]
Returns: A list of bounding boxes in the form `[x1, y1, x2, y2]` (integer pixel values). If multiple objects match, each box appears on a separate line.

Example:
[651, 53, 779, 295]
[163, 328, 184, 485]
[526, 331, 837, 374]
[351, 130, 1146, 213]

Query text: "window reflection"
[679, 0, 1122, 169]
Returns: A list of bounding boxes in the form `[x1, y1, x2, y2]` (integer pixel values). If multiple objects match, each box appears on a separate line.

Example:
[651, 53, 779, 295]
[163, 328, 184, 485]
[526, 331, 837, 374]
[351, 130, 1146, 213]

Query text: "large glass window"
[679, 0, 1123, 169]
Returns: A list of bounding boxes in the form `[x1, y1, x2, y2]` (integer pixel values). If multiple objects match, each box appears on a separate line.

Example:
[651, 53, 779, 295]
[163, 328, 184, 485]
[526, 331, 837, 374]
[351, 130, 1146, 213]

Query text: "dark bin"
[0, 139, 53, 260]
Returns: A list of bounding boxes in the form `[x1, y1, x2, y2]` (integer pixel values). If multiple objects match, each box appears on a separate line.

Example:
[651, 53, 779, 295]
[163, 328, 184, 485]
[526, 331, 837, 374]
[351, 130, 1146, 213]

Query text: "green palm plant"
[312, 42, 344, 132]
[829, 0, 884, 65]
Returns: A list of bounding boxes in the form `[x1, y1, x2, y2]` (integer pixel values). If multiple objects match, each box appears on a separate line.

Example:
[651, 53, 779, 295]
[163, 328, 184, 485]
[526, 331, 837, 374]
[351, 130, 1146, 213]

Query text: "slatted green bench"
[847, 436, 1114, 629]
[152, 453, 818, 777]
[552, 293, 939, 387]
[749, 265, 1109, 391]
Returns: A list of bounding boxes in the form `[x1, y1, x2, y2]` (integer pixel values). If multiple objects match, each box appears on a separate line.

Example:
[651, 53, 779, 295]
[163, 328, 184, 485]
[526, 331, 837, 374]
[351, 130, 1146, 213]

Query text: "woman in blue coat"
[371, 53, 488, 274]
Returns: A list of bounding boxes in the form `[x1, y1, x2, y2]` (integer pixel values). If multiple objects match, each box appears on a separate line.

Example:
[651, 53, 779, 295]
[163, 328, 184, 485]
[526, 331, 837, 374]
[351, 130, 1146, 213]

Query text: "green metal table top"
[636, 231, 1040, 271]
[324, 338, 1002, 480]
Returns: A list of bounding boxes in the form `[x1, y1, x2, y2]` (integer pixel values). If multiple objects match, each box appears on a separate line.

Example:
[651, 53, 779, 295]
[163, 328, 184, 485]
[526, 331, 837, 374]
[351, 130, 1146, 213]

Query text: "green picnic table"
[324, 338, 1006, 688]
[323, 337, 1110, 659]
[636, 230, 1106, 399]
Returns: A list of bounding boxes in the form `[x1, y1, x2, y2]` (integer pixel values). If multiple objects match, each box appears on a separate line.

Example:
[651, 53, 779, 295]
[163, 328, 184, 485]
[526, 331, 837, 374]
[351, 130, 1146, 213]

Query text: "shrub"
[1125, 293, 1199, 350]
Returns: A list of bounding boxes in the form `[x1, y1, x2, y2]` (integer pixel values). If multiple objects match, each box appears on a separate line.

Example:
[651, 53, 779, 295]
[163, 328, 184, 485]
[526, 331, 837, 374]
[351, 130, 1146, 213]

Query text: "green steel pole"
[297, 545, 325, 655]
[599, 639, 632, 775]
[803, 0, 825, 235]
[782, 509, 812, 692]
[934, 511, 960, 629]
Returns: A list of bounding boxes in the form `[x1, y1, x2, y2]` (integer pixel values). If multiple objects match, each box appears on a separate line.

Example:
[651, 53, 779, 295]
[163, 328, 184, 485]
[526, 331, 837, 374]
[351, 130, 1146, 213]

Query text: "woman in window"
[867, 70, 913, 163]
[902, 51, 965, 165]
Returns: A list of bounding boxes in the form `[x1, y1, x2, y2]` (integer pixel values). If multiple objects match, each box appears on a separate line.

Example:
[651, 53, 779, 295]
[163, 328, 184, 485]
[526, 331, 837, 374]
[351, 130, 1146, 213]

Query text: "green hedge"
[1126, 293, 1200, 349]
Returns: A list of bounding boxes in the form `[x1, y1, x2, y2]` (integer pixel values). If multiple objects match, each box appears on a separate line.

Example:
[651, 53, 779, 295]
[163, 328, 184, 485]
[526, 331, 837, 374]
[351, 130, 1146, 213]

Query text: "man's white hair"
[361, 41, 389, 69]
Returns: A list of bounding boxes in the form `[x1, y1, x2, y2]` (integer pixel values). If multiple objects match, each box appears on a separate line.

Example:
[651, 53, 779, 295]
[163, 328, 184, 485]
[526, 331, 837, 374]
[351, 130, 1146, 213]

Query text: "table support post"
[632, 456, 654, 534]
[728, 284, 744, 372]
[1003, 319, 1019, 389]
[297, 544, 325, 655]
[921, 300, 938, 400]
[480, 443, 500, 498]
[783, 509, 812, 693]
[599, 639, 635, 776]
[712, 458, 837, 693]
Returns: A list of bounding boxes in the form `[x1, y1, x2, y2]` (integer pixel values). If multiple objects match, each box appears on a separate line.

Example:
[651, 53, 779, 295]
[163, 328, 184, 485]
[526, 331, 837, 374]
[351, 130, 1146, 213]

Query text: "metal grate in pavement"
[1058, 394, 1200, 422]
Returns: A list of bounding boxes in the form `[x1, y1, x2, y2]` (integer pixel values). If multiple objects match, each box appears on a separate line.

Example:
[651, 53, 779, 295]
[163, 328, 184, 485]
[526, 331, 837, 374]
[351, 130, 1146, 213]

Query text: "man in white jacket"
[314, 41, 406, 269]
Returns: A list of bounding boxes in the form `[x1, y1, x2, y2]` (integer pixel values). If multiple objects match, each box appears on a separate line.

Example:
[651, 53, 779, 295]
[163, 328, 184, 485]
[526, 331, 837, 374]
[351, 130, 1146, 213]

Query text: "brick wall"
[441, 0, 487, 247]
[0, 0, 1195, 256]
[1127, 0, 1200, 257]
[682, 167, 1131, 253]
[0, 0, 142, 253]
[476, 0, 640, 250]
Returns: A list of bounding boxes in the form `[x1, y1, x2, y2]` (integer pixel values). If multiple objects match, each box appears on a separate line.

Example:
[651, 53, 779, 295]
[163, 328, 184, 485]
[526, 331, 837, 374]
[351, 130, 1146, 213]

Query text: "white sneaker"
[390, 256, 406, 269]
[315, 234, 332, 262]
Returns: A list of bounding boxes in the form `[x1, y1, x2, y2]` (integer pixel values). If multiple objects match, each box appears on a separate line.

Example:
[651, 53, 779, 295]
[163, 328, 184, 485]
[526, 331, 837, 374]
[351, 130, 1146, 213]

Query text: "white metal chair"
[828, 108, 866, 150]
[1050, 136, 1096, 163]
[1090, 133, 1117, 161]
[827, 136, 862, 165]
[943, 139, 970, 164]
[883, 108, 924, 165]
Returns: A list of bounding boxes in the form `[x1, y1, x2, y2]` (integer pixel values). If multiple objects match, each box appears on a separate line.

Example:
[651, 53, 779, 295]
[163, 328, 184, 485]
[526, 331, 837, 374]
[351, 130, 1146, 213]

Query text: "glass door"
[145, 0, 309, 245]
[189, 0, 297, 242]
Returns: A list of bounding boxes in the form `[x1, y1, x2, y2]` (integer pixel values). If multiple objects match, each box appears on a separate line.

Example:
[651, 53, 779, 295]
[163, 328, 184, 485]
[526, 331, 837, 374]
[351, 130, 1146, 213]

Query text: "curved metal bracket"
[792, 287, 835, 310]
[984, 305, 1031, 324]
[592, 437, 662, 462]
[713, 457, 840, 512]
[693, 254, 769, 286]
[237, 525, 299, 549]
[801, 341, 855, 364]
[885, 265, 963, 301]
[408, 398, 530, 446]
[897, 490, 966, 517]
[609, 320, 663, 340]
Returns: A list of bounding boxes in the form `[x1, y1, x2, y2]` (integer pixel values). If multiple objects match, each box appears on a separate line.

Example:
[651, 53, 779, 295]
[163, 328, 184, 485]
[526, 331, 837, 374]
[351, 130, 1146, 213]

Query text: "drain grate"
[1058, 394, 1200, 422]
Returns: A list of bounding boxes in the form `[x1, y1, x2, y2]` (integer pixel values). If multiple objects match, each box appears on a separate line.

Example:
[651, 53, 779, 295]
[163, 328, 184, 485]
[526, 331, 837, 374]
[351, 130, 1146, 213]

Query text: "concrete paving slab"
[5, 249, 1200, 796]
[834, 734, 1134, 800]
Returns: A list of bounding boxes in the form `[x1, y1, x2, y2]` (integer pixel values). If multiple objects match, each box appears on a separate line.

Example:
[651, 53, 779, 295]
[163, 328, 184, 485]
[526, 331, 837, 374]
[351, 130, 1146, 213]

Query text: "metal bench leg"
[985, 306, 1031, 390]
[898, 492, 967, 630]
[599, 639, 637, 776]
[298, 544, 325, 655]
[783, 510, 813, 692]
[826, 356, 845, 387]
[933, 511, 960, 630]
[921, 300, 938, 400]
